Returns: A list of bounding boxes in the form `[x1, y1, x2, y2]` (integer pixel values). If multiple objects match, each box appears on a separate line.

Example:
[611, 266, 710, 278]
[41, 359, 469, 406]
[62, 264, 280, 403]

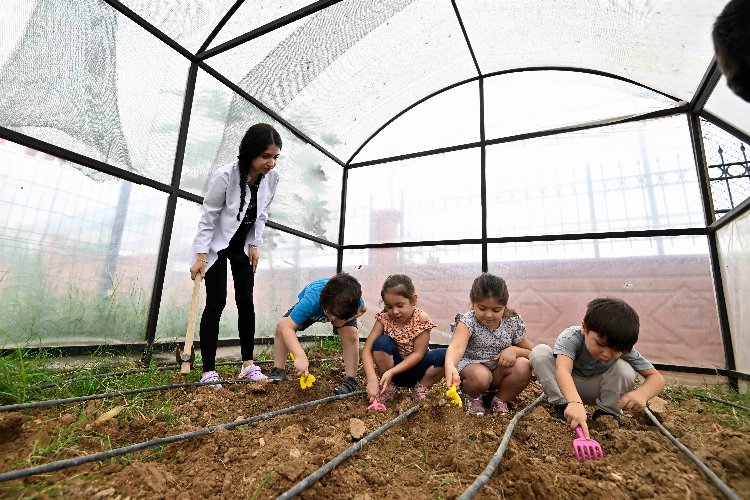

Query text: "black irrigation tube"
[458, 394, 545, 500]
[1, 379, 260, 412]
[277, 405, 420, 500]
[30, 358, 342, 390]
[644, 408, 740, 500]
[0, 391, 364, 483]
[696, 395, 750, 412]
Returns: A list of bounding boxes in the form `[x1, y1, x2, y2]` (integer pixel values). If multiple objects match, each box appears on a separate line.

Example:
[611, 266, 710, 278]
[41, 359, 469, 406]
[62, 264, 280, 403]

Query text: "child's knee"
[609, 359, 637, 387]
[529, 344, 553, 365]
[515, 357, 532, 377]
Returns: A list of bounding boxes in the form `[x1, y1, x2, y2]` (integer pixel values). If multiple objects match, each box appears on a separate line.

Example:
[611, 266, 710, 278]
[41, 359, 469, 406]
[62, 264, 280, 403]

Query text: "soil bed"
[0, 353, 748, 499]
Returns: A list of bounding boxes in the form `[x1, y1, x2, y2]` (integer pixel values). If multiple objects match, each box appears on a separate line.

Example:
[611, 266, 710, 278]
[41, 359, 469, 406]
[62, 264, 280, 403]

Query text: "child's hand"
[496, 347, 518, 368]
[445, 366, 461, 388]
[564, 402, 589, 436]
[618, 390, 648, 412]
[293, 354, 309, 377]
[379, 370, 394, 392]
[366, 379, 380, 401]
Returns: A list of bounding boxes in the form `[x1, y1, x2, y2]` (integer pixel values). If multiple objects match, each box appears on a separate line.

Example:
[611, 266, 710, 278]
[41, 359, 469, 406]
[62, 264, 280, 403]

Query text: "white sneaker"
[200, 370, 222, 390]
[237, 364, 268, 381]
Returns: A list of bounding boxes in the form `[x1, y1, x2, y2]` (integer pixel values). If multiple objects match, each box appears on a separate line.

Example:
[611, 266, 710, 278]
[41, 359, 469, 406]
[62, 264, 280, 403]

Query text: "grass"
[0, 348, 57, 404]
[23, 412, 88, 467]
[317, 335, 343, 351]
[251, 468, 277, 500]
[661, 382, 750, 431]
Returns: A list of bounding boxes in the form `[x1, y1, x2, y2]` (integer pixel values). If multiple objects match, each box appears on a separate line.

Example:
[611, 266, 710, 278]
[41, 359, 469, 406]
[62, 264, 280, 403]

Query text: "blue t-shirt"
[289, 278, 365, 326]
[554, 326, 654, 377]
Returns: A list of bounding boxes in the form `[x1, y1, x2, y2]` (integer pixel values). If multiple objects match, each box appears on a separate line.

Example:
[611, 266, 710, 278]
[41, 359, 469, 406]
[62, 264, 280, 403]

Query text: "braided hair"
[236, 123, 283, 221]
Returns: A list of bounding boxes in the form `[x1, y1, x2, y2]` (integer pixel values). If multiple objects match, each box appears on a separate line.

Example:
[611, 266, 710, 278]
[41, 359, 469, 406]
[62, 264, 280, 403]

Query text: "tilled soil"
[0, 356, 748, 499]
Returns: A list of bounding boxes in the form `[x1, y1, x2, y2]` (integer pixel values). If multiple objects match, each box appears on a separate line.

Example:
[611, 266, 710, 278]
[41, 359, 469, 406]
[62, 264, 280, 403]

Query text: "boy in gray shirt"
[529, 297, 665, 439]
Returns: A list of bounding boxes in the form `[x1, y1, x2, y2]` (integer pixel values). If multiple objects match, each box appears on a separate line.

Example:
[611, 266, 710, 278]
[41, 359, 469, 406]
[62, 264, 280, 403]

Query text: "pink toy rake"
[573, 425, 604, 461]
[368, 398, 386, 411]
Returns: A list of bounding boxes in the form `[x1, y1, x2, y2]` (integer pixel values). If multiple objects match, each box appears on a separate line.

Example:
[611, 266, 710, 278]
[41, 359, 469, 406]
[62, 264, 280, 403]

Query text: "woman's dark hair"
[469, 273, 517, 317]
[236, 123, 282, 220]
[381, 274, 416, 301]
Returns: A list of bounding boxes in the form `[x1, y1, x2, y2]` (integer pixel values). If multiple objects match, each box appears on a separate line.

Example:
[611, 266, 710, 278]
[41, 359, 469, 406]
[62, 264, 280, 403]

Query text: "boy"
[269, 272, 366, 395]
[529, 297, 665, 438]
[713, 0, 750, 102]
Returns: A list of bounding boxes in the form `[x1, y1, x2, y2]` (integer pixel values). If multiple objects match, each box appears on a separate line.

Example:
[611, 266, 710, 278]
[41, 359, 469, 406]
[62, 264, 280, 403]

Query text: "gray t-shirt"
[554, 326, 654, 377]
[451, 311, 527, 373]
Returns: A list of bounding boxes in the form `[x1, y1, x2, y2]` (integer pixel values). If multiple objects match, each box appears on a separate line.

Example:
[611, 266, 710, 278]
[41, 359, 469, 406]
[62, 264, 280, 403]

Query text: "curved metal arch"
[346, 66, 682, 166]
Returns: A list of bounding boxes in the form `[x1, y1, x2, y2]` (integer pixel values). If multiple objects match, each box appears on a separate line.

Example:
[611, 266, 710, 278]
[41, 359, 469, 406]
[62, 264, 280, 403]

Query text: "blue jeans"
[372, 335, 446, 387]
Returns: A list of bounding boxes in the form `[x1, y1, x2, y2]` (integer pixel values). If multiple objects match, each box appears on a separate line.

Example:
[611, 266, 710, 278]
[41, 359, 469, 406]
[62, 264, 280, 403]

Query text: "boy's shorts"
[283, 306, 358, 334]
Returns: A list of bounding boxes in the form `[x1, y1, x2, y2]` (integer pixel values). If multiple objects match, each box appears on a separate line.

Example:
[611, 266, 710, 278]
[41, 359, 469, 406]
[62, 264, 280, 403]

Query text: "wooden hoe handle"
[180, 276, 201, 375]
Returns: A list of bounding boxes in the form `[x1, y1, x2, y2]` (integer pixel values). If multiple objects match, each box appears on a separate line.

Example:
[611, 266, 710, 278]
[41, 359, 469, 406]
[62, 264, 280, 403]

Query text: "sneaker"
[411, 382, 429, 402]
[592, 408, 621, 421]
[379, 384, 395, 402]
[268, 367, 289, 383]
[490, 397, 509, 414]
[465, 395, 485, 416]
[200, 370, 222, 390]
[238, 364, 268, 382]
[334, 376, 358, 395]
[553, 403, 567, 421]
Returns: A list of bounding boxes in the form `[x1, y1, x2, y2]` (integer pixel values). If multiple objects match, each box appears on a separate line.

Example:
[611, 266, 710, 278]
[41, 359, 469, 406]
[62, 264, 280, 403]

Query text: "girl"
[362, 274, 446, 403]
[189, 123, 282, 388]
[445, 273, 533, 416]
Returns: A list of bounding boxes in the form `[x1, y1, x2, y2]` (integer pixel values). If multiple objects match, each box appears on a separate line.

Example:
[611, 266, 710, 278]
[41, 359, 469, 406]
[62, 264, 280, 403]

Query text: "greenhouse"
[0, 1, 748, 498]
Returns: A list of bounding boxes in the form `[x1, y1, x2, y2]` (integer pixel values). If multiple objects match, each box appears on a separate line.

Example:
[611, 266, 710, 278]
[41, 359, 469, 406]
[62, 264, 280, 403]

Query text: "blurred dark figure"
[713, 0, 750, 102]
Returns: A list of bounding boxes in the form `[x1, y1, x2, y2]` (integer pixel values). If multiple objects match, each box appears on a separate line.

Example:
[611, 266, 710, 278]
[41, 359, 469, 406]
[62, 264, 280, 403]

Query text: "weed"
[251, 467, 276, 500]
[24, 413, 87, 466]
[318, 335, 342, 352]
[0, 348, 55, 404]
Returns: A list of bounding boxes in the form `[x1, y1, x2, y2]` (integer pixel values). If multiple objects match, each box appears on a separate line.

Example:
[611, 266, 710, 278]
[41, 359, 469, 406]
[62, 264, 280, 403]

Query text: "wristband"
[197, 257, 207, 264]
[567, 401, 584, 405]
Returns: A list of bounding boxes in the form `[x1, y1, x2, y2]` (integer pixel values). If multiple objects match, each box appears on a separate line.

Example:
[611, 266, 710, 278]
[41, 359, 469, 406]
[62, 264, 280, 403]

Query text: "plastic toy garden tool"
[299, 373, 316, 389]
[572, 425, 604, 461]
[368, 398, 386, 411]
[445, 384, 463, 407]
[289, 353, 315, 388]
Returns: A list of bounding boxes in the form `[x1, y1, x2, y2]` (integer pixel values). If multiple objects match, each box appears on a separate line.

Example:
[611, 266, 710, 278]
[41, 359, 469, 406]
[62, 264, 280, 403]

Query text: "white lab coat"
[191, 161, 280, 270]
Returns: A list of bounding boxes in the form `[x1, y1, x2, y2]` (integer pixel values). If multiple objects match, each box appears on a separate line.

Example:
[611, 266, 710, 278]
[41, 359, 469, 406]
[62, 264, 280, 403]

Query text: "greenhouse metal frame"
[1, 0, 748, 384]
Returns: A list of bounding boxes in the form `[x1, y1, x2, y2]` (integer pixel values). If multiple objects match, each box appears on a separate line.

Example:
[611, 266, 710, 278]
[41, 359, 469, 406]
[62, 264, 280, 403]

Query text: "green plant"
[0, 348, 55, 404]
[318, 335, 342, 352]
[251, 467, 276, 500]
[25, 413, 87, 466]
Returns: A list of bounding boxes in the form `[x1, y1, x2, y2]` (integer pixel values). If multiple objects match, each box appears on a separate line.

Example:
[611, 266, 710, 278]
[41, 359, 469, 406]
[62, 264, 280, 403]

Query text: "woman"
[190, 123, 282, 388]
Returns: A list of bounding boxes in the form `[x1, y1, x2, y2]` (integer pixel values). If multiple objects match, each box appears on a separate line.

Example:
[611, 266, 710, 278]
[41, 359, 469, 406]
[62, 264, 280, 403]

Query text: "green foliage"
[0, 252, 148, 347]
[0, 348, 55, 404]
[318, 335, 343, 352]
[25, 413, 87, 466]
[662, 382, 750, 431]
[251, 468, 277, 500]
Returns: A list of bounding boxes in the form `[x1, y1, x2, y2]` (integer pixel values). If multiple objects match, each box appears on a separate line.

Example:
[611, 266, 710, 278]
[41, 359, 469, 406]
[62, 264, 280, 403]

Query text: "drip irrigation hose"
[277, 405, 420, 500]
[644, 408, 740, 500]
[1, 379, 260, 412]
[29, 362, 249, 390]
[30, 358, 342, 390]
[458, 394, 545, 500]
[0, 391, 364, 483]
[696, 395, 750, 412]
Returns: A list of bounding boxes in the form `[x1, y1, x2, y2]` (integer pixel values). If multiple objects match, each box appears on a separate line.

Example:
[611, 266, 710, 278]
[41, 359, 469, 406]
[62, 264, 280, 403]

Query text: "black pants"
[199, 251, 255, 371]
